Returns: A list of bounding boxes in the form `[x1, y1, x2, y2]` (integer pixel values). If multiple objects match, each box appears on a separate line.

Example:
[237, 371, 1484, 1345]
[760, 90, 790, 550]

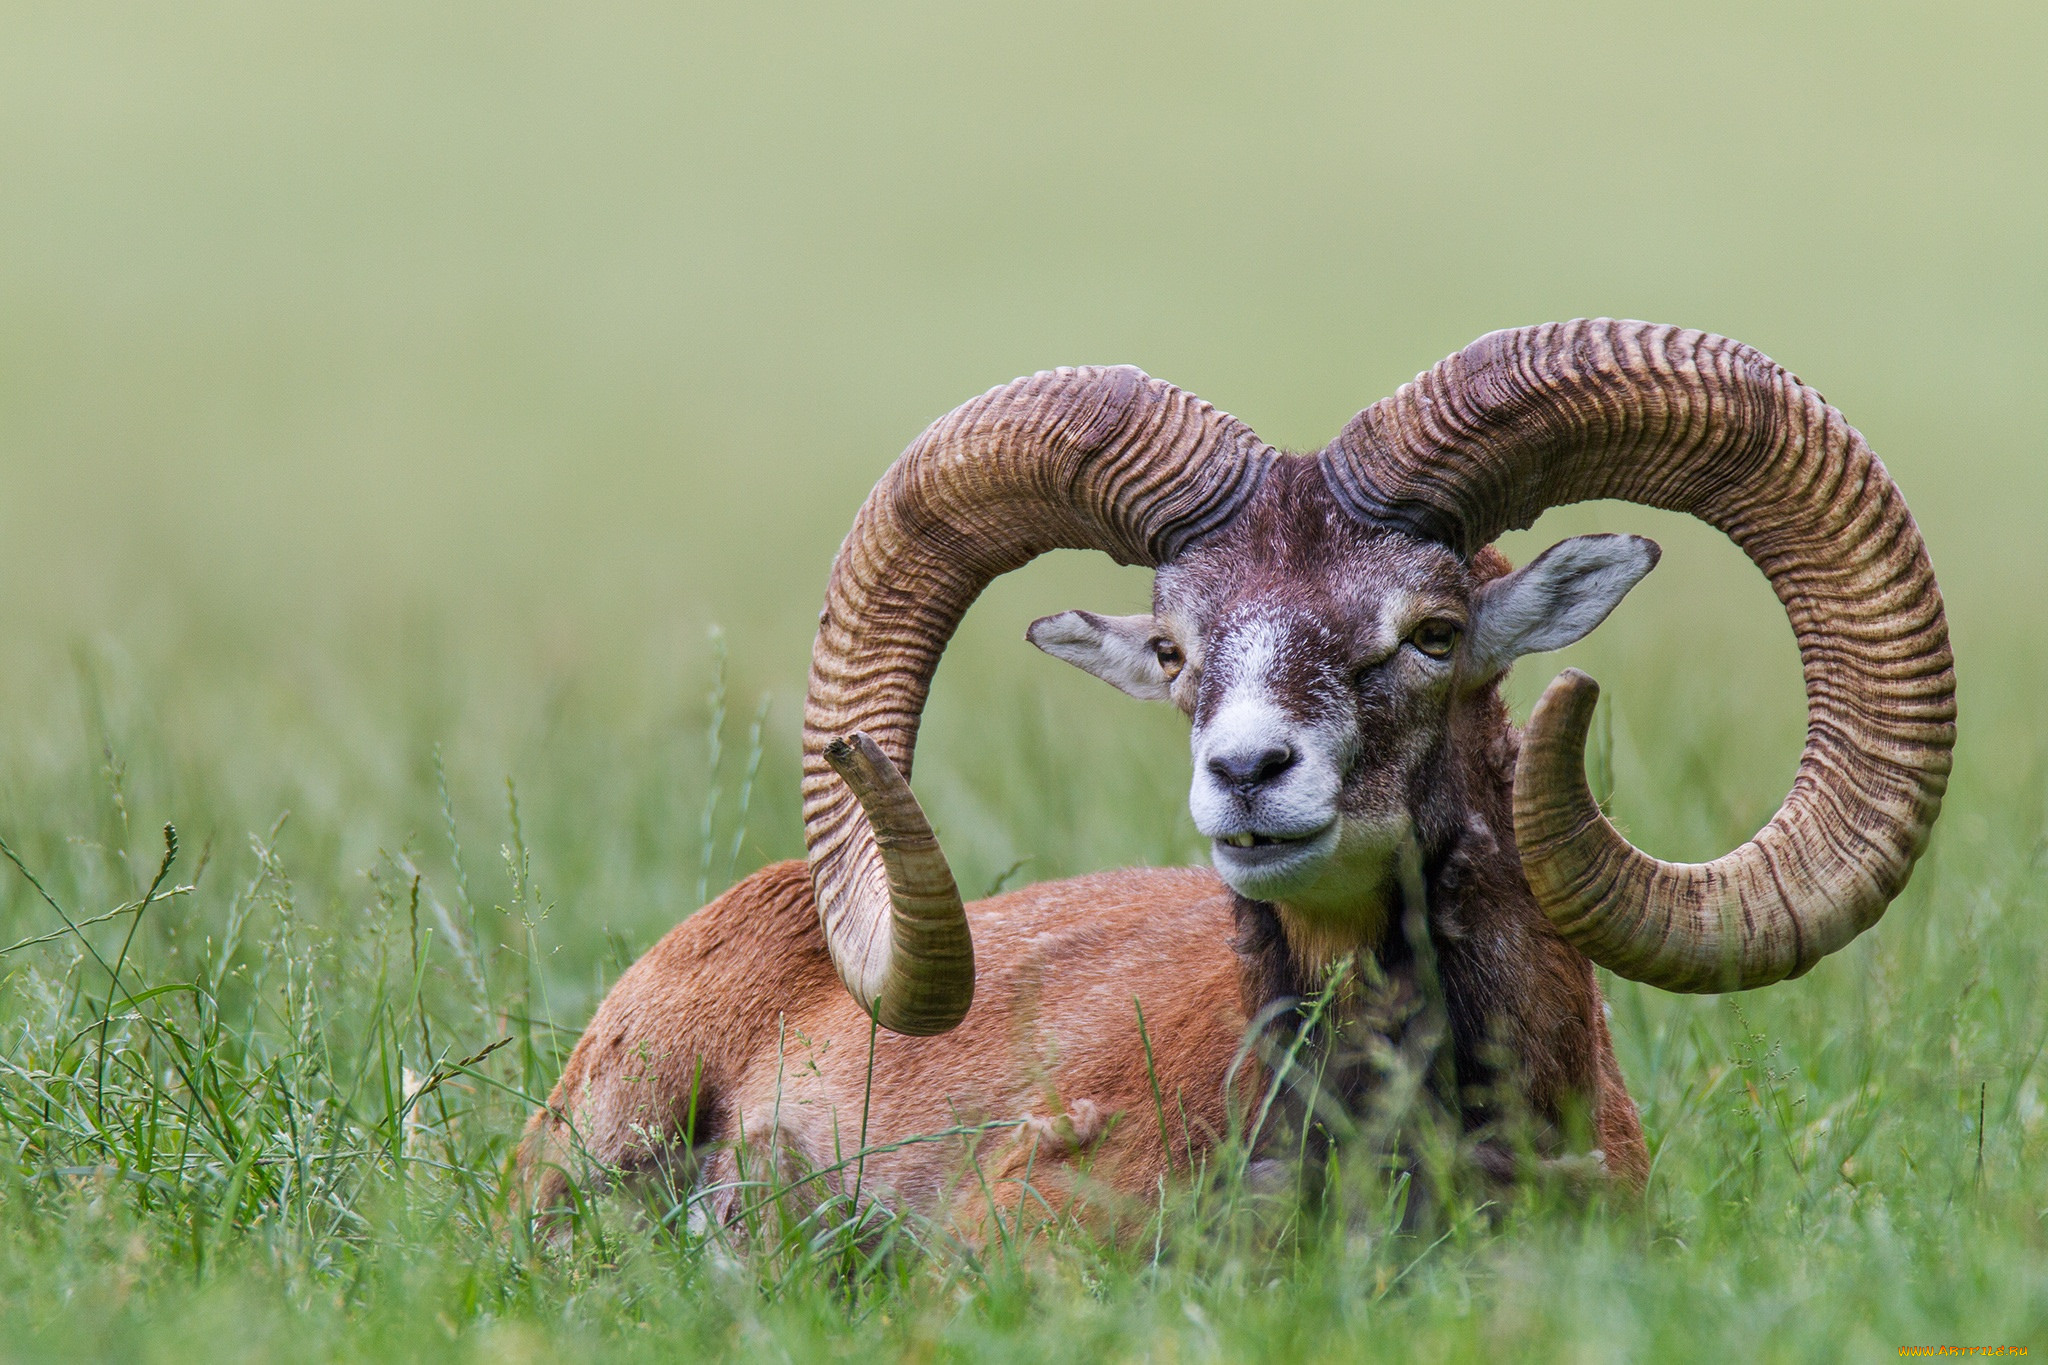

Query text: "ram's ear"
[1026, 611, 1176, 701]
[1465, 534, 1660, 680]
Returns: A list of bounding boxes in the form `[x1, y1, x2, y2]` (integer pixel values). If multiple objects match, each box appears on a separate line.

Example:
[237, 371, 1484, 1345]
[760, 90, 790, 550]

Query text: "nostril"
[1251, 744, 1295, 784]
[1209, 743, 1296, 789]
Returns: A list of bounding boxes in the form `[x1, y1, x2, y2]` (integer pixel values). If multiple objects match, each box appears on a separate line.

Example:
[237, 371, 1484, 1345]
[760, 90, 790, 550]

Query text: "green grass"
[2, 620, 2042, 1362]
[3, 2, 2045, 1359]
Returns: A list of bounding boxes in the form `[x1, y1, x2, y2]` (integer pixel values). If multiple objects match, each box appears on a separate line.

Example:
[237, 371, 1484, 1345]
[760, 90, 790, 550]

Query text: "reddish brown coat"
[521, 856, 1643, 1234]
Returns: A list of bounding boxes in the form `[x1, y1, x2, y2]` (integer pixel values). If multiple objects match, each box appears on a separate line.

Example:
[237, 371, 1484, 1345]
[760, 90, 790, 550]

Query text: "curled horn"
[1319, 319, 1955, 992]
[805, 366, 1274, 1034]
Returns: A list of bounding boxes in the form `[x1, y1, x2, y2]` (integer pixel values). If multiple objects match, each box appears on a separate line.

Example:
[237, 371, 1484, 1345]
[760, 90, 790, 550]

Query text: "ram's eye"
[1151, 639, 1184, 681]
[1408, 619, 1460, 660]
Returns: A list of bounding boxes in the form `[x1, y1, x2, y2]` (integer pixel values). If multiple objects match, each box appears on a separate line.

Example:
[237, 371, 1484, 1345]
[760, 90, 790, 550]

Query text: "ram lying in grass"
[520, 319, 1954, 1239]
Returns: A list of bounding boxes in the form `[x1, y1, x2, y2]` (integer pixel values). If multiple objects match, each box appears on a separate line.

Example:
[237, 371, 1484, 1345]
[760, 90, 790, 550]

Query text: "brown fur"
[522, 863, 1258, 1235]
[521, 858, 1643, 1235]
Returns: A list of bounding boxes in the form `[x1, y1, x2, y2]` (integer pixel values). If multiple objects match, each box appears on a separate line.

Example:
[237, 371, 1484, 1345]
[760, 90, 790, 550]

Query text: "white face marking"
[1189, 617, 1357, 903]
[1189, 624, 1282, 807]
[1375, 589, 1413, 657]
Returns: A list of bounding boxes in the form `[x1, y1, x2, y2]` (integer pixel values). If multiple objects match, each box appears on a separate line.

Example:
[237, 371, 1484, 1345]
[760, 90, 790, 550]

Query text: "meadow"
[1, 3, 2044, 1359]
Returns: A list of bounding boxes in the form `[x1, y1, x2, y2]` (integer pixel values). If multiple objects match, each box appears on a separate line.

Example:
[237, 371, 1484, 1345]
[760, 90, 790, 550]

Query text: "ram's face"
[1154, 524, 1475, 914]
[1029, 470, 1657, 918]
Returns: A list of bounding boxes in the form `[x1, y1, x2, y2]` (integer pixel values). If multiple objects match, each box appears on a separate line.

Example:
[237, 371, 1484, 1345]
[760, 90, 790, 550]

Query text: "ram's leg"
[947, 1098, 1153, 1248]
[516, 1035, 710, 1235]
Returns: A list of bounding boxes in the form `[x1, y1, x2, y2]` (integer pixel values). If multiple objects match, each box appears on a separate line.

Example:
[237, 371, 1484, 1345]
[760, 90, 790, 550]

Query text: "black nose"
[1208, 743, 1296, 790]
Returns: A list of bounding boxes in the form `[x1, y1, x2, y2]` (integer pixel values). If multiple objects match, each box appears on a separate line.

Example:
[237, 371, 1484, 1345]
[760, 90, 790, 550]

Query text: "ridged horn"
[1318, 319, 1955, 992]
[805, 366, 1274, 1033]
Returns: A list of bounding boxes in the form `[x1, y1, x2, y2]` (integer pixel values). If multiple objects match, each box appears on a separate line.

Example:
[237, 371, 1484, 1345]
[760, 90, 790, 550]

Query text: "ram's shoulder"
[639, 860, 825, 978]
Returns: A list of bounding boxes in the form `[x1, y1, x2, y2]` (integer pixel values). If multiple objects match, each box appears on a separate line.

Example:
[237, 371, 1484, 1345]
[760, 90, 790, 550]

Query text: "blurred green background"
[2, 0, 2041, 971]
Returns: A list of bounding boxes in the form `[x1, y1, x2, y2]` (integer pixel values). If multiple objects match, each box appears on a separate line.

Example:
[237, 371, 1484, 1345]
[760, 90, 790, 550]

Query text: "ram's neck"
[1238, 837, 1425, 995]
[1266, 816, 1427, 982]
[1272, 896, 1393, 983]
[1230, 841, 1452, 1161]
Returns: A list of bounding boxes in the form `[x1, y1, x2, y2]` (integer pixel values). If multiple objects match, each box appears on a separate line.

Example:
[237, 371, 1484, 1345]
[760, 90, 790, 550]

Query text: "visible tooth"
[1225, 833, 1256, 848]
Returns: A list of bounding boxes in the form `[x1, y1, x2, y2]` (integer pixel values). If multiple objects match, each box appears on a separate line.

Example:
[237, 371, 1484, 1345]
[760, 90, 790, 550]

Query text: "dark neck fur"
[1227, 691, 1536, 1163]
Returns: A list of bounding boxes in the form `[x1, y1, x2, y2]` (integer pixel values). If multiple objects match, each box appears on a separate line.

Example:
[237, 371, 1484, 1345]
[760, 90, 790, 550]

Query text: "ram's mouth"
[1209, 821, 1338, 866]
[1217, 831, 1316, 849]
[1206, 820, 1342, 899]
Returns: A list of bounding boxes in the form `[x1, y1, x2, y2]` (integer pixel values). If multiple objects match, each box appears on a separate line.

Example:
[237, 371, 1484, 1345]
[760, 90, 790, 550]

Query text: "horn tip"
[824, 732, 881, 778]
[1545, 667, 1601, 702]
[1529, 669, 1602, 746]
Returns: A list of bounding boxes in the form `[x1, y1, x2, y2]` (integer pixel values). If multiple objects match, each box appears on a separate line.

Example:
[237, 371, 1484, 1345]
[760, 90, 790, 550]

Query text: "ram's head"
[804, 320, 1955, 1035]
[1030, 477, 1657, 922]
